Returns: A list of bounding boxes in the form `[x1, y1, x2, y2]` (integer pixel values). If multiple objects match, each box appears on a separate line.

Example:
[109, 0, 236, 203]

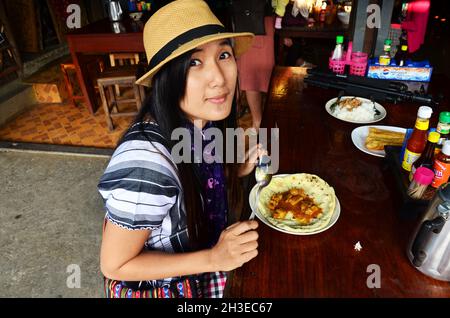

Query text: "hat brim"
[136, 32, 254, 87]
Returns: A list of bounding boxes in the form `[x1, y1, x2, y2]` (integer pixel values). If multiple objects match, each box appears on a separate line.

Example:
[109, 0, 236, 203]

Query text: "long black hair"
[129, 46, 242, 250]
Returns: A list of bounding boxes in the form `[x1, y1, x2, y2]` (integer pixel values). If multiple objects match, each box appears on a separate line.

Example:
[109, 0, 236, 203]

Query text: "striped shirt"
[98, 121, 190, 287]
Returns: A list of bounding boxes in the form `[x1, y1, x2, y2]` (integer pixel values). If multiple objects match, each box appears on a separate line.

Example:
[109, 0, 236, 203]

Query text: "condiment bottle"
[331, 35, 344, 61]
[379, 39, 392, 65]
[402, 106, 433, 171]
[409, 131, 440, 181]
[432, 140, 450, 188]
[319, 1, 327, 23]
[128, 0, 136, 12]
[407, 166, 434, 200]
[435, 111, 450, 155]
[395, 45, 408, 66]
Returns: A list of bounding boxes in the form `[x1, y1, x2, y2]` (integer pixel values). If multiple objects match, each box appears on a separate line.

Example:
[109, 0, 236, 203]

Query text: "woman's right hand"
[209, 220, 259, 272]
[283, 37, 293, 47]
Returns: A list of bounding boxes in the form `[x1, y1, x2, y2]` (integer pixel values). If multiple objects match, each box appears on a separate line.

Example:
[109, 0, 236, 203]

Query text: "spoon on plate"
[370, 96, 381, 116]
[330, 90, 345, 113]
[249, 155, 272, 220]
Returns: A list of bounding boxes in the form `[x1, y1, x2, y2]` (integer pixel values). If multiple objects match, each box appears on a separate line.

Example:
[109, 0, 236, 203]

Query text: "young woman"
[98, 0, 264, 298]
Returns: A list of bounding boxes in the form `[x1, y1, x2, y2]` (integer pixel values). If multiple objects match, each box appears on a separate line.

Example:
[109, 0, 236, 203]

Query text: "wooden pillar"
[352, 0, 370, 53]
[374, 0, 395, 56]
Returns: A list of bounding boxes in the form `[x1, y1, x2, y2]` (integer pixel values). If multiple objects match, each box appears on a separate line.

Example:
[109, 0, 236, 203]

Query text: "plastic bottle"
[379, 39, 392, 65]
[435, 111, 450, 154]
[395, 45, 408, 66]
[402, 106, 433, 171]
[331, 35, 344, 61]
[128, 0, 136, 12]
[432, 140, 450, 188]
[409, 131, 440, 181]
[319, 1, 327, 23]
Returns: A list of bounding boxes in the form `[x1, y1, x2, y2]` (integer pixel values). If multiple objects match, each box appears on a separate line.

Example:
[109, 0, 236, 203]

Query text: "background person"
[232, 0, 276, 131]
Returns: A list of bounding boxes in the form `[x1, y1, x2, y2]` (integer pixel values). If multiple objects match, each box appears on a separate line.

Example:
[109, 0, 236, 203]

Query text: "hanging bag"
[230, 0, 266, 35]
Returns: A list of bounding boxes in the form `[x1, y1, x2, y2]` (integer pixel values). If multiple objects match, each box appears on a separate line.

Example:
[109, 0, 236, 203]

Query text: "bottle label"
[432, 160, 450, 188]
[415, 119, 429, 131]
[437, 137, 448, 147]
[402, 149, 421, 171]
[437, 122, 450, 134]
[379, 55, 390, 65]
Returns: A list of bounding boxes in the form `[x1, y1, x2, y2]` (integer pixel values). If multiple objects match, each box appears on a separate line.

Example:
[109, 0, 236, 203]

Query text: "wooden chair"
[109, 53, 140, 67]
[97, 65, 145, 131]
[61, 58, 105, 107]
[60, 63, 85, 107]
[109, 53, 140, 96]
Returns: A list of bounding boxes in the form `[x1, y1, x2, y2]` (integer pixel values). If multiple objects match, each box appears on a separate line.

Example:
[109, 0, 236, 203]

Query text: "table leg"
[107, 85, 119, 113]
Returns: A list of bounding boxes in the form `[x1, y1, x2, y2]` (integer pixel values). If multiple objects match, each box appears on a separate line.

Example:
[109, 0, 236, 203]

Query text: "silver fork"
[249, 155, 273, 220]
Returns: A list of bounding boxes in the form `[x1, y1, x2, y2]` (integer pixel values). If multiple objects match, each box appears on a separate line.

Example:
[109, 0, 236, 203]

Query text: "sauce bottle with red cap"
[402, 106, 433, 172]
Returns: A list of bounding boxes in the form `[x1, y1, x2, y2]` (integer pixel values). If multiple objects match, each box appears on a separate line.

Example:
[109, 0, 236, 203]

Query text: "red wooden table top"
[226, 67, 450, 297]
[66, 17, 145, 53]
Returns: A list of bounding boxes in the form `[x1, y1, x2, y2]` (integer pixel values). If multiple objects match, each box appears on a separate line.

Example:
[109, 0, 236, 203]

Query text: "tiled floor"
[0, 98, 253, 149]
[0, 102, 133, 148]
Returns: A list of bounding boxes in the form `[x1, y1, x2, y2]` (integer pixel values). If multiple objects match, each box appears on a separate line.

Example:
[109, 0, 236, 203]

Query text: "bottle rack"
[328, 41, 368, 76]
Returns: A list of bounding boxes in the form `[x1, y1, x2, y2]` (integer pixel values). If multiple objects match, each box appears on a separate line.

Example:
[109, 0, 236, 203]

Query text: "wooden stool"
[97, 66, 145, 131]
[60, 63, 85, 107]
[109, 53, 140, 96]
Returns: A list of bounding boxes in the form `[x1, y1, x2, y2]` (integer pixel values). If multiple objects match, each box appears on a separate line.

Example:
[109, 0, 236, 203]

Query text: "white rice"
[333, 99, 376, 122]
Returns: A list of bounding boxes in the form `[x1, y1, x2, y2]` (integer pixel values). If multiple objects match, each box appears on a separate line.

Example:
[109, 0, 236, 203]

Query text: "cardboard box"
[367, 59, 432, 82]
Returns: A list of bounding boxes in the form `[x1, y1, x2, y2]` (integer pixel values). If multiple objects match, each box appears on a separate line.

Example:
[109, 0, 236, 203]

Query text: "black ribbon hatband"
[148, 24, 227, 69]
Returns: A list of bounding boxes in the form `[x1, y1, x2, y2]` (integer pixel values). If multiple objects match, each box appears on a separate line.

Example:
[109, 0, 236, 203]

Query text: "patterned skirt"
[104, 271, 227, 298]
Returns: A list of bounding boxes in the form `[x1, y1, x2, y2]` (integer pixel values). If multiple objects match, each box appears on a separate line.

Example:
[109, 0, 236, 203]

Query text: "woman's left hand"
[237, 143, 268, 177]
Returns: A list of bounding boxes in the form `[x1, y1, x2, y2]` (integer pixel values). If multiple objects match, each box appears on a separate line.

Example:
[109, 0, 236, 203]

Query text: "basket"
[349, 52, 368, 76]
[329, 51, 347, 75]
[329, 51, 368, 76]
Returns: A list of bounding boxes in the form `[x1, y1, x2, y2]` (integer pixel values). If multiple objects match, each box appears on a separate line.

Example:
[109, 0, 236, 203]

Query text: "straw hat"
[135, 0, 254, 87]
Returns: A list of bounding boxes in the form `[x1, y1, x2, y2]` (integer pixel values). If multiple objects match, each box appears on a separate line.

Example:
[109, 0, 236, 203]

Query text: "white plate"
[351, 125, 407, 157]
[325, 96, 387, 124]
[249, 175, 341, 235]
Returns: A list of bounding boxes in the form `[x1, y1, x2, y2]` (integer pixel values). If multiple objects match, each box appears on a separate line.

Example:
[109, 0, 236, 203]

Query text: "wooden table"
[66, 18, 145, 114]
[226, 66, 450, 297]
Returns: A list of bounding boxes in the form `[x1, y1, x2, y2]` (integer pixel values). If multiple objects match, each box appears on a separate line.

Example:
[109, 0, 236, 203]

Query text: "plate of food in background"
[351, 125, 407, 157]
[249, 174, 340, 235]
[325, 96, 386, 124]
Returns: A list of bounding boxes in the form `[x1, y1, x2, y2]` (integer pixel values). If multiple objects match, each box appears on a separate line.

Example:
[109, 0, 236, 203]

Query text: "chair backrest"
[109, 53, 140, 67]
